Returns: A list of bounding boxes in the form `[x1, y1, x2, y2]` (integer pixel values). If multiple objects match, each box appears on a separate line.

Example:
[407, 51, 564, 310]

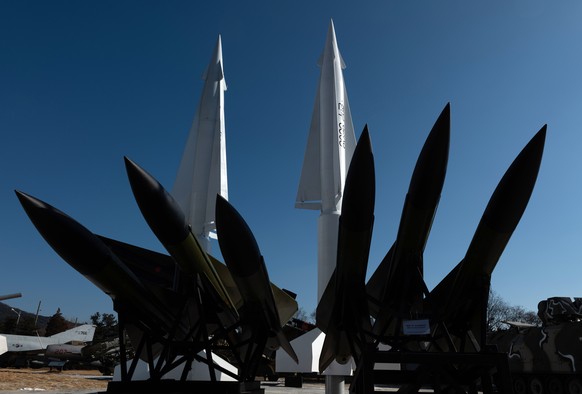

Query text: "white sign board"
[402, 319, 430, 335]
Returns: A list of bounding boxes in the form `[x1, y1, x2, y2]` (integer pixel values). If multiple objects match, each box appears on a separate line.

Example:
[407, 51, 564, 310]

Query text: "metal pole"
[34, 301, 42, 327]
[11, 308, 21, 326]
[326, 375, 345, 394]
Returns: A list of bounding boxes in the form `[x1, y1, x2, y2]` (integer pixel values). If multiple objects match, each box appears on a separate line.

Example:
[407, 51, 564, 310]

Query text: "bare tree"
[487, 289, 511, 332]
[487, 289, 540, 332]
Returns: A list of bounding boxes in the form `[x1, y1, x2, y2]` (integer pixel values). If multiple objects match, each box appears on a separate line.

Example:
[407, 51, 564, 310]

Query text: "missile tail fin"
[366, 243, 394, 318]
[277, 330, 298, 364]
[319, 332, 337, 373]
[316, 269, 337, 333]
[296, 87, 322, 210]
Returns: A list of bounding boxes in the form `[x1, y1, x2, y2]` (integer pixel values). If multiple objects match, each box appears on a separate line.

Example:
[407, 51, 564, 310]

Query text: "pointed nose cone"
[341, 126, 375, 231]
[15, 190, 112, 276]
[203, 34, 225, 83]
[16, 190, 47, 213]
[215, 194, 261, 277]
[320, 19, 345, 68]
[481, 125, 546, 234]
[408, 103, 450, 209]
[124, 157, 189, 245]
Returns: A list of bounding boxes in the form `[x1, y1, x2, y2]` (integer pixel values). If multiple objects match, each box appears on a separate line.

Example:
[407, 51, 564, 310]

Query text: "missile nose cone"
[16, 190, 44, 211]
[215, 195, 260, 277]
[408, 103, 450, 209]
[203, 34, 225, 83]
[482, 125, 546, 234]
[15, 190, 110, 276]
[124, 157, 189, 245]
[341, 125, 375, 231]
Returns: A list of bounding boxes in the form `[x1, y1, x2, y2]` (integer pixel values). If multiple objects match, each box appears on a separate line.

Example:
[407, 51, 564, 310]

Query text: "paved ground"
[0, 382, 434, 393]
[0, 369, 440, 393]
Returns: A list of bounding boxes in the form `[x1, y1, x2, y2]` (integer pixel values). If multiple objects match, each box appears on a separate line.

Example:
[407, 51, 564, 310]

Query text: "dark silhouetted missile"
[368, 104, 450, 338]
[124, 157, 238, 321]
[15, 191, 175, 330]
[316, 126, 375, 372]
[215, 194, 298, 375]
[429, 125, 546, 350]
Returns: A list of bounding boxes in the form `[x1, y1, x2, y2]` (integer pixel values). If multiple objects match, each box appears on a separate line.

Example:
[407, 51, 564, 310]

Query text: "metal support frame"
[108, 274, 267, 393]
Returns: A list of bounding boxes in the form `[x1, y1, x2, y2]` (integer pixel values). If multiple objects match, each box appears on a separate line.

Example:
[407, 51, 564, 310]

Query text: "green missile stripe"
[208, 254, 244, 310]
[166, 232, 238, 317]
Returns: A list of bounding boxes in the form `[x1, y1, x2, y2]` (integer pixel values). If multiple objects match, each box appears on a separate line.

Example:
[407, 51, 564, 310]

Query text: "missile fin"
[315, 269, 337, 333]
[277, 330, 299, 364]
[296, 86, 322, 209]
[366, 243, 395, 317]
[319, 331, 337, 373]
[272, 283, 299, 327]
[97, 235, 176, 288]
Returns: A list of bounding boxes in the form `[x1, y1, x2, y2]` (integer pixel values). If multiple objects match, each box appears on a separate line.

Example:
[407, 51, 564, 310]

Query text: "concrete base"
[0, 335, 6, 356]
[113, 351, 237, 382]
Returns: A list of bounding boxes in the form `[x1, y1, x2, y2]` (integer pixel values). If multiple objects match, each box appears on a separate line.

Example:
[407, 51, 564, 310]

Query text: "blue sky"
[1, 1, 581, 323]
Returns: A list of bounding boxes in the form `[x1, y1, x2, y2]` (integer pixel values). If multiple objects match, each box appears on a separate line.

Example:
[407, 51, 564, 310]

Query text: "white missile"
[286, 20, 356, 388]
[172, 35, 228, 252]
[296, 20, 357, 302]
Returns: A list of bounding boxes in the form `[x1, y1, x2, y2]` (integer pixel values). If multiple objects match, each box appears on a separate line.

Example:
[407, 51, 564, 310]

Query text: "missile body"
[15, 191, 175, 330]
[368, 104, 450, 338]
[172, 35, 228, 250]
[429, 126, 546, 350]
[215, 194, 298, 375]
[296, 20, 357, 304]
[316, 127, 375, 372]
[124, 157, 238, 323]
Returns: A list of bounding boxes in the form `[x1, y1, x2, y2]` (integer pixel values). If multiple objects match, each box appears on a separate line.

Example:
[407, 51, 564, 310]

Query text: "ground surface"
[0, 368, 109, 392]
[0, 369, 428, 393]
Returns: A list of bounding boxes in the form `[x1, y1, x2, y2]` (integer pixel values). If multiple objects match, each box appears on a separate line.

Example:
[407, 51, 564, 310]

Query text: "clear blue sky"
[1, 1, 581, 323]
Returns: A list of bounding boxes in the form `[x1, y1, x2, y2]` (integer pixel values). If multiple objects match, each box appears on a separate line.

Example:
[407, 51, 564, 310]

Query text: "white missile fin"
[217, 60, 225, 83]
[173, 37, 228, 249]
[296, 86, 323, 210]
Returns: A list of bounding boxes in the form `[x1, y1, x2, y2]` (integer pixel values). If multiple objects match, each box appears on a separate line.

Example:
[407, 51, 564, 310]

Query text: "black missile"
[15, 191, 175, 330]
[429, 126, 546, 350]
[215, 194, 299, 371]
[316, 126, 375, 372]
[123, 157, 238, 320]
[368, 103, 450, 338]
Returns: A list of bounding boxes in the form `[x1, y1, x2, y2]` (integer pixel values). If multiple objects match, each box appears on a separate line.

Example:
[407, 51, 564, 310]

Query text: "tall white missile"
[292, 20, 356, 393]
[296, 20, 356, 302]
[172, 35, 228, 253]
